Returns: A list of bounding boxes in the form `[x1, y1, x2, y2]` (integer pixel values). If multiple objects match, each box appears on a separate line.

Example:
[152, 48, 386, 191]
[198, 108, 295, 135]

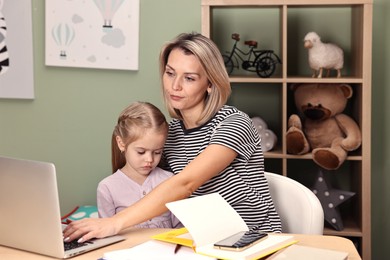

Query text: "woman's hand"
[63, 217, 120, 243]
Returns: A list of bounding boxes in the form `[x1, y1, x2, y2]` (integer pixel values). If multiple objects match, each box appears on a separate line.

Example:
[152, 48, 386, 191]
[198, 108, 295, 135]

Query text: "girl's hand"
[63, 217, 120, 243]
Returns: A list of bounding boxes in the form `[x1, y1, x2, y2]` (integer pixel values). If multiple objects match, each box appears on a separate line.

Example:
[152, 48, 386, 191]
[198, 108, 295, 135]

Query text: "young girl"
[64, 33, 281, 243]
[96, 101, 182, 228]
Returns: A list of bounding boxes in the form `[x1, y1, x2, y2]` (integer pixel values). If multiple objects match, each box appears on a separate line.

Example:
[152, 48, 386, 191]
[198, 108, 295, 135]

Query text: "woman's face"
[163, 48, 210, 120]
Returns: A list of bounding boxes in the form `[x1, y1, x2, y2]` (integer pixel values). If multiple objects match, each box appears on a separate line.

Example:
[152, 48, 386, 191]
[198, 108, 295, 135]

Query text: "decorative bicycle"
[222, 33, 282, 78]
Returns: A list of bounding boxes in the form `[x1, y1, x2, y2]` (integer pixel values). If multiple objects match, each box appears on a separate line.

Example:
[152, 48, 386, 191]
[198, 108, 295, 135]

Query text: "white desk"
[0, 228, 362, 260]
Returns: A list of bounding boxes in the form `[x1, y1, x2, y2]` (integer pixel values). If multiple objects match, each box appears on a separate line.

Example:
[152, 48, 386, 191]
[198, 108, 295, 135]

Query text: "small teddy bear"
[286, 83, 361, 170]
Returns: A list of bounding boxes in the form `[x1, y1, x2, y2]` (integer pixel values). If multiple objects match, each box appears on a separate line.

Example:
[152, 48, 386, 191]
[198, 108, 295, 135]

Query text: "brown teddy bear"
[286, 83, 361, 170]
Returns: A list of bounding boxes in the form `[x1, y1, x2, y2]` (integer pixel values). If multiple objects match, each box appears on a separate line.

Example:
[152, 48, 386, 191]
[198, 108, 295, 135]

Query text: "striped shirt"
[162, 105, 282, 233]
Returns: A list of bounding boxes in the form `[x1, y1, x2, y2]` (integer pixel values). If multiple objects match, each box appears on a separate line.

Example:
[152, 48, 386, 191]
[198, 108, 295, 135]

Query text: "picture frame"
[0, 0, 34, 99]
[45, 0, 140, 71]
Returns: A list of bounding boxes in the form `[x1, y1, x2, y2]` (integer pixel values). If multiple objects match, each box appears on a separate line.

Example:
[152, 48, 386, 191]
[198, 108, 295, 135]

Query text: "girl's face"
[117, 129, 166, 184]
[163, 48, 211, 121]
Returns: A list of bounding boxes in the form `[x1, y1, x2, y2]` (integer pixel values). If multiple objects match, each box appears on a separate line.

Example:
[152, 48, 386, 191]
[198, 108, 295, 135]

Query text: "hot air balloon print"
[93, 0, 125, 29]
[51, 23, 75, 59]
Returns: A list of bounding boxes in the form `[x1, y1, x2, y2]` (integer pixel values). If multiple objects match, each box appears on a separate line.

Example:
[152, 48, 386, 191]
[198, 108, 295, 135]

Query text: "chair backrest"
[264, 172, 324, 235]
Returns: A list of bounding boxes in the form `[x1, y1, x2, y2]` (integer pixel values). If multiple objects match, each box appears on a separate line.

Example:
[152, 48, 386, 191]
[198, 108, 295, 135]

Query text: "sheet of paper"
[166, 193, 248, 248]
[102, 240, 215, 260]
[267, 244, 348, 260]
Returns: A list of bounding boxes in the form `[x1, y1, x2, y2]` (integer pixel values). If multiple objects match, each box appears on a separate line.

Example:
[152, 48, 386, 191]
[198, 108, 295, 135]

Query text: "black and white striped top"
[162, 105, 282, 233]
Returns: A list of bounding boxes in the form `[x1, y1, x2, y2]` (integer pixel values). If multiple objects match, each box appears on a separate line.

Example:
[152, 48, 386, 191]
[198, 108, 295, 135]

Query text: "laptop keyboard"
[64, 240, 92, 251]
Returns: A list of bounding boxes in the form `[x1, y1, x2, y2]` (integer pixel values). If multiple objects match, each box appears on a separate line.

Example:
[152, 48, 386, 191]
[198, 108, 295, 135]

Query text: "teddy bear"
[286, 83, 361, 170]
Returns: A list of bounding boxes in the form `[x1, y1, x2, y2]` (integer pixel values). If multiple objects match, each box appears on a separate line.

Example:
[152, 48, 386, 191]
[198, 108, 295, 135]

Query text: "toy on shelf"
[223, 33, 281, 78]
[251, 116, 277, 152]
[311, 169, 355, 231]
[286, 83, 361, 170]
[304, 32, 344, 78]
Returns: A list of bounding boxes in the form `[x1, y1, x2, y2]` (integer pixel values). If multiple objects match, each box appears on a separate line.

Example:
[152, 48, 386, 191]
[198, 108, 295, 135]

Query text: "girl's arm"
[63, 144, 237, 242]
[96, 184, 115, 218]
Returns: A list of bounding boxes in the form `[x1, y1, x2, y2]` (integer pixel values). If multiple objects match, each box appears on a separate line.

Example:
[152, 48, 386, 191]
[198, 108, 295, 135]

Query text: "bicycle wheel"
[222, 54, 234, 75]
[270, 52, 282, 64]
[256, 56, 275, 78]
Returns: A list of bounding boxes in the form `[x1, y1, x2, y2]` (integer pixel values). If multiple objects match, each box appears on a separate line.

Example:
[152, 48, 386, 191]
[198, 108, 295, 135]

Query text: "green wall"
[0, 0, 388, 258]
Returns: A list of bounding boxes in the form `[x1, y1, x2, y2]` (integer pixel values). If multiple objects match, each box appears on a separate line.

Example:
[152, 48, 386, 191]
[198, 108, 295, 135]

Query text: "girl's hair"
[159, 32, 231, 125]
[111, 101, 168, 173]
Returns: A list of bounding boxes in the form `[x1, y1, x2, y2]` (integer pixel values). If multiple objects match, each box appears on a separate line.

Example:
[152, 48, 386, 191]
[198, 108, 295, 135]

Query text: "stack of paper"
[267, 244, 349, 260]
[102, 240, 215, 260]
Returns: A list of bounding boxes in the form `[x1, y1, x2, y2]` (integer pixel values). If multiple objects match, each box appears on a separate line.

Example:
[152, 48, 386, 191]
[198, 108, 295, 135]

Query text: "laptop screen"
[0, 156, 66, 257]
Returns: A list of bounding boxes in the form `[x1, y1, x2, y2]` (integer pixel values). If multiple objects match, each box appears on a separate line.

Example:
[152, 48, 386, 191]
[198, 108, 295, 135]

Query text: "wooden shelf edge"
[201, 0, 373, 7]
[324, 228, 362, 237]
[229, 76, 363, 84]
[264, 152, 362, 161]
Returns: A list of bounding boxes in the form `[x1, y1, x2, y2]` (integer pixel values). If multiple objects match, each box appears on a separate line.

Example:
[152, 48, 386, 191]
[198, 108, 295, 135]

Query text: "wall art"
[0, 0, 34, 99]
[45, 0, 139, 71]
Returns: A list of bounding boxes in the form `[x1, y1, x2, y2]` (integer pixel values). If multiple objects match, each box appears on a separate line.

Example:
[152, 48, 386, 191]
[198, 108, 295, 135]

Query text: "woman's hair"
[111, 101, 168, 173]
[159, 32, 231, 125]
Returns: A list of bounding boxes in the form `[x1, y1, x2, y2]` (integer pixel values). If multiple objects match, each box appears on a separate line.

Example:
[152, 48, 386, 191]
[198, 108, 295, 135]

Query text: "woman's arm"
[63, 144, 237, 242]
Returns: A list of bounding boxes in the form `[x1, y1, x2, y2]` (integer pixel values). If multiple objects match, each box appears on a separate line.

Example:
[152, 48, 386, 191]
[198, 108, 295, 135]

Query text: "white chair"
[264, 171, 324, 235]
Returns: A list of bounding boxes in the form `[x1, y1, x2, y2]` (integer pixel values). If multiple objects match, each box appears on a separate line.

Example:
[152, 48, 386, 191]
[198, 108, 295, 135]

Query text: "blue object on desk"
[61, 205, 98, 224]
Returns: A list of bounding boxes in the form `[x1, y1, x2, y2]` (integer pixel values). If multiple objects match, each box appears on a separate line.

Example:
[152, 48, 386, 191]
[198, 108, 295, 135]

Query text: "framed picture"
[45, 0, 140, 71]
[0, 0, 34, 99]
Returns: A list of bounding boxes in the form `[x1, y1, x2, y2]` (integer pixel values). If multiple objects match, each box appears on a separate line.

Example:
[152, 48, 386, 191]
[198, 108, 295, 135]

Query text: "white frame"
[0, 0, 34, 99]
[45, 0, 139, 71]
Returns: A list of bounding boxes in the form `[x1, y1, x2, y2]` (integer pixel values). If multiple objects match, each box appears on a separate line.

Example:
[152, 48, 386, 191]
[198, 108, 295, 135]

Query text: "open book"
[153, 193, 297, 260]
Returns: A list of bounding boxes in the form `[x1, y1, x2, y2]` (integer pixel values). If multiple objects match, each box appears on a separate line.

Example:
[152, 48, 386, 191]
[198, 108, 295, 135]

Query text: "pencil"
[174, 244, 182, 254]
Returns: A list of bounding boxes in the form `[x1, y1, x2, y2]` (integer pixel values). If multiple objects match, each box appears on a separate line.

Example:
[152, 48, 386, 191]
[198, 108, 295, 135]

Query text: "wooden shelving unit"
[201, 0, 372, 259]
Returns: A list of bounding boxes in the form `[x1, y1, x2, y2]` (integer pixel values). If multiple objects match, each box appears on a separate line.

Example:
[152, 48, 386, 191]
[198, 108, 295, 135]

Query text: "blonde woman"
[64, 33, 281, 243]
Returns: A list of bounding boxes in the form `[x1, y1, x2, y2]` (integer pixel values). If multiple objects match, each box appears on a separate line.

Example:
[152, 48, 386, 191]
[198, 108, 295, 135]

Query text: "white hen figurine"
[304, 32, 344, 78]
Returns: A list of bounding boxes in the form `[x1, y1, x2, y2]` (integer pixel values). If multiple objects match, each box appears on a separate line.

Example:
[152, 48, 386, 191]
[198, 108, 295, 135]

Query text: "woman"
[64, 32, 281, 243]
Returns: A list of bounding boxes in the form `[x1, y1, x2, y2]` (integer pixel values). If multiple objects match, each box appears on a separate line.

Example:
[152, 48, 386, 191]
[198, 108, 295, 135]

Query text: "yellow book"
[152, 228, 194, 248]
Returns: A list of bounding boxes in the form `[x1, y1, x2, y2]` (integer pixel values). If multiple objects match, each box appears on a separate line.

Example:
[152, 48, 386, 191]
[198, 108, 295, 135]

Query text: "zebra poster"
[45, 0, 139, 71]
[0, 0, 34, 99]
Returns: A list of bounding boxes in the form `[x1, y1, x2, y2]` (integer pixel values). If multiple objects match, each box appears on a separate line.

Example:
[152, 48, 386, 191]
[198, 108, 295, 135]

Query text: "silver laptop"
[0, 156, 125, 258]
